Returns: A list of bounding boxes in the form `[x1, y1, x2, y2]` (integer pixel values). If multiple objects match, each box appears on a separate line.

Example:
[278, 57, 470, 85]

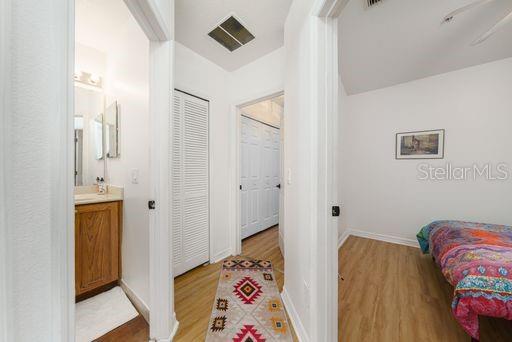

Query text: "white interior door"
[271, 129, 280, 225]
[240, 116, 280, 239]
[240, 117, 250, 235]
[172, 90, 209, 277]
[241, 116, 261, 238]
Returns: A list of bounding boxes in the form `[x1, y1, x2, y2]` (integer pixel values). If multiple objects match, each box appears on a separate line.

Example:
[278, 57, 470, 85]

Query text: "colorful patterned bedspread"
[417, 220, 512, 340]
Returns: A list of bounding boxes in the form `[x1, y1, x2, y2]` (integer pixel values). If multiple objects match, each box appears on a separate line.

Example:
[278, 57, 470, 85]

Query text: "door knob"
[276, 184, 281, 189]
[148, 200, 156, 210]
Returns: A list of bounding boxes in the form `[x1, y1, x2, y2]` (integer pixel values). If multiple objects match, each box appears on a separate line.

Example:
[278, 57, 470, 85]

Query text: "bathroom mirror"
[93, 113, 104, 160]
[74, 84, 105, 186]
[105, 101, 120, 158]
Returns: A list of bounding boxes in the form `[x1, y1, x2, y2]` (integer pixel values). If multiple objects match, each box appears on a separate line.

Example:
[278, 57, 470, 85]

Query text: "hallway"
[174, 226, 291, 341]
[96, 226, 289, 341]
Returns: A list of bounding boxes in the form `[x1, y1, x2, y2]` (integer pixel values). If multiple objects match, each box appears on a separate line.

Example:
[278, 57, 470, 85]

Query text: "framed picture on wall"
[396, 129, 445, 159]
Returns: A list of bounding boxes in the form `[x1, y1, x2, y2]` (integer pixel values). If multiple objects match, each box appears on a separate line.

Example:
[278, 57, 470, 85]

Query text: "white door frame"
[307, 1, 346, 341]
[230, 89, 284, 256]
[64, 0, 178, 341]
[122, 1, 178, 341]
[0, 1, 8, 337]
[1, 0, 75, 340]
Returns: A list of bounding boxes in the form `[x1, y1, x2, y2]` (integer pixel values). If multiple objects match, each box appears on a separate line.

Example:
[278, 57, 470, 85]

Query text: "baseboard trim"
[120, 279, 150, 323]
[148, 313, 178, 342]
[281, 287, 309, 342]
[337, 230, 350, 249]
[151, 335, 170, 342]
[278, 232, 284, 255]
[211, 248, 232, 264]
[338, 229, 419, 249]
[170, 312, 179, 341]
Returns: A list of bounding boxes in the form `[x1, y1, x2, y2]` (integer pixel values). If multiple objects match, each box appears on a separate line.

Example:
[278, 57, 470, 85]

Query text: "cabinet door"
[75, 202, 119, 296]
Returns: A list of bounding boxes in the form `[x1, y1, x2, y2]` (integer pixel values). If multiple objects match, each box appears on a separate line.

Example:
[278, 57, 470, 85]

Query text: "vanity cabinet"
[75, 201, 122, 298]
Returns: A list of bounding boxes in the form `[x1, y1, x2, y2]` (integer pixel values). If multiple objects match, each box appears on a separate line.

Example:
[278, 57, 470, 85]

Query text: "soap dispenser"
[98, 177, 106, 194]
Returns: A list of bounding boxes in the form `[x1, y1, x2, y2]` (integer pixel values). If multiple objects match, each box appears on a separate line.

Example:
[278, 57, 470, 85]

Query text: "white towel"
[75, 286, 139, 342]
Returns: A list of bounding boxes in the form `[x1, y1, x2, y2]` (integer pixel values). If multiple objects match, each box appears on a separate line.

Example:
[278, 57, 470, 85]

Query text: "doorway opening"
[73, 0, 151, 340]
[171, 90, 290, 341]
[237, 92, 285, 272]
[232, 91, 291, 336]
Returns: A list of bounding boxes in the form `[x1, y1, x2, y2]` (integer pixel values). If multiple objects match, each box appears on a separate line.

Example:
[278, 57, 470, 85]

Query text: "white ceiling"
[75, 0, 138, 52]
[175, 0, 292, 71]
[339, 0, 512, 95]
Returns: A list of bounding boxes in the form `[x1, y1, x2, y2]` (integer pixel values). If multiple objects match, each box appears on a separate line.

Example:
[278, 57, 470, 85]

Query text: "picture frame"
[396, 129, 445, 159]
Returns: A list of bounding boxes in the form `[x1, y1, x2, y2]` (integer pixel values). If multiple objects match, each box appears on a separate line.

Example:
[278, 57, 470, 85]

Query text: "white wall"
[281, 0, 316, 339]
[229, 47, 285, 104]
[2, 0, 73, 340]
[337, 78, 348, 239]
[174, 42, 232, 261]
[339, 57, 512, 243]
[75, 44, 106, 78]
[174, 42, 286, 261]
[102, 16, 151, 308]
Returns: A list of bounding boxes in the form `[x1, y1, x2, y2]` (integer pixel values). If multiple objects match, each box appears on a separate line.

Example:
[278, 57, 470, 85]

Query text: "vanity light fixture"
[74, 70, 103, 88]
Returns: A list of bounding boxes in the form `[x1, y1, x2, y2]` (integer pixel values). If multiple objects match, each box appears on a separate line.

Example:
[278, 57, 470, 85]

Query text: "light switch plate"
[131, 168, 139, 184]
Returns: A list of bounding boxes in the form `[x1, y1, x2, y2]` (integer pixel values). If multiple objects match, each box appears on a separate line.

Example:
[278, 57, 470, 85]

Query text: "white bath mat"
[75, 286, 139, 342]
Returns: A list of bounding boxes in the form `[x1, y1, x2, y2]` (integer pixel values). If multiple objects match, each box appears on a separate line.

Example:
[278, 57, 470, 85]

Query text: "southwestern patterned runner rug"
[206, 259, 293, 341]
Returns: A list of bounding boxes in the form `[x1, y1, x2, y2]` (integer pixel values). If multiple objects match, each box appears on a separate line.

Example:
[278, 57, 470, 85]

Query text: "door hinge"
[332, 205, 340, 217]
[148, 200, 156, 210]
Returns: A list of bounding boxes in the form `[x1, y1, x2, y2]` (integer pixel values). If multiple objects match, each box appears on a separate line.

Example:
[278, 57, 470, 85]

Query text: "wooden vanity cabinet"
[75, 201, 122, 298]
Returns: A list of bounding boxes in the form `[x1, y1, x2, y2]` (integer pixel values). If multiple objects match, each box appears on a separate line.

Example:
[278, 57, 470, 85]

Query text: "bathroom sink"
[74, 186, 124, 205]
[75, 193, 104, 204]
[74, 193, 122, 205]
[75, 193, 102, 200]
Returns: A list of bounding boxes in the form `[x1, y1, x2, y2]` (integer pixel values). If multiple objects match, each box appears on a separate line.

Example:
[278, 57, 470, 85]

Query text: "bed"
[417, 220, 512, 340]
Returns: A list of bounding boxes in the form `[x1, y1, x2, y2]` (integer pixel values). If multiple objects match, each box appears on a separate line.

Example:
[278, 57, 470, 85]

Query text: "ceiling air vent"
[364, 0, 384, 8]
[208, 15, 255, 52]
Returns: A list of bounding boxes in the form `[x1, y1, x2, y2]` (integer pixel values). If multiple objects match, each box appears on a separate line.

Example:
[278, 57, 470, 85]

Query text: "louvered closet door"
[172, 90, 209, 277]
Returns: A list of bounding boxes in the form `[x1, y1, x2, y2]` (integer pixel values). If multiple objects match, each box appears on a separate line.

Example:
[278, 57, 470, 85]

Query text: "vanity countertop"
[75, 192, 123, 205]
[74, 185, 124, 205]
